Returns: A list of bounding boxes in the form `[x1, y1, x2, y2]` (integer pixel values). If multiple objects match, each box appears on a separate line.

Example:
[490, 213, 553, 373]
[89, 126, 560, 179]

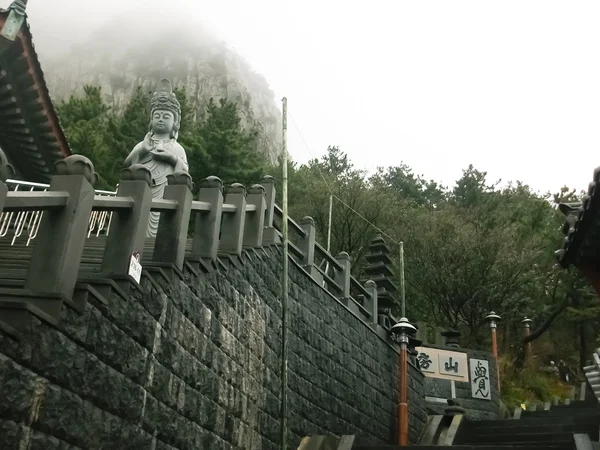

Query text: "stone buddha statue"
[124, 79, 189, 237]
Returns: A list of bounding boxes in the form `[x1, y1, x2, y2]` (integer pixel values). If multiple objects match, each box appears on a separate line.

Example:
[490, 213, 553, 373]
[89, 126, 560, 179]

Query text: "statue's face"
[151, 110, 175, 135]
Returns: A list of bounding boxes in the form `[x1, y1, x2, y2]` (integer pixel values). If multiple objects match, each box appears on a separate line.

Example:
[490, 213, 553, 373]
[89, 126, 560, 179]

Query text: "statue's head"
[149, 79, 181, 139]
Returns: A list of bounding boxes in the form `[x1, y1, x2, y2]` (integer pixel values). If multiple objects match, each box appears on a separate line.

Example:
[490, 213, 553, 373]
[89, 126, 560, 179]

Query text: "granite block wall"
[0, 246, 426, 449]
[421, 345, 500, 420]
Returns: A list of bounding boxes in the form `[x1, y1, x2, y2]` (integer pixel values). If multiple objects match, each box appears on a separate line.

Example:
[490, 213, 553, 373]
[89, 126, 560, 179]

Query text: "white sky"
[25, 0, 600, 195]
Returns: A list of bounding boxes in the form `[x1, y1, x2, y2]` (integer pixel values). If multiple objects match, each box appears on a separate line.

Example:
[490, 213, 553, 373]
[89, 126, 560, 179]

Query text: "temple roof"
[0, 1, 71, 183]
[556, 167, 600, 269]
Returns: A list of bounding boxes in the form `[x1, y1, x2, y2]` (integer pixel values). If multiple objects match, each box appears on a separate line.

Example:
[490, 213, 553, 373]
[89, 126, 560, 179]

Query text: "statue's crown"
[150, 79, 181, 119]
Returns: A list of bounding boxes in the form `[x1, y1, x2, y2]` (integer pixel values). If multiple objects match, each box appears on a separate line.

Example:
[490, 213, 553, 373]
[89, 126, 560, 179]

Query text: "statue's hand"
[151, 148, 177, 165]
[140, 133, 154, 156]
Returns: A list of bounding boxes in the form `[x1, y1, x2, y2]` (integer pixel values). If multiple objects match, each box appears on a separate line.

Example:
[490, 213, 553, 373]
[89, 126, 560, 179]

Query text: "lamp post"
[521, 317, 533, 365]
[485, 311, 501, 392]
[391, 317, 417, 446]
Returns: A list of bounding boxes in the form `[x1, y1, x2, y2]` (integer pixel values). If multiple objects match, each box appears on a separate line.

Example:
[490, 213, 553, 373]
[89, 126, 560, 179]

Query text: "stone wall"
[420, 345, 500, 420]
[0, 246, 426, 449]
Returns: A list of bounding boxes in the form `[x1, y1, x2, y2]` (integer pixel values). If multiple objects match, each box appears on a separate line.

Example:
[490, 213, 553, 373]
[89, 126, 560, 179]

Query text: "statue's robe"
[132, 139, 188, 237]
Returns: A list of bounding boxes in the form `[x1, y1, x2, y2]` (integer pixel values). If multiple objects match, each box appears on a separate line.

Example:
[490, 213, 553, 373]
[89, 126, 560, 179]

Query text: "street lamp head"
[521, 317, 533, 328]
[484, 311, 501, 329]
[391, 317, 417, 344]
[485, 311, 501, 321]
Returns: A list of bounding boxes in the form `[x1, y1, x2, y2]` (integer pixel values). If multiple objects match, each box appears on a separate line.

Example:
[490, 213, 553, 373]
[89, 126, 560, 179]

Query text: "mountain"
[39, 16, 282, 163]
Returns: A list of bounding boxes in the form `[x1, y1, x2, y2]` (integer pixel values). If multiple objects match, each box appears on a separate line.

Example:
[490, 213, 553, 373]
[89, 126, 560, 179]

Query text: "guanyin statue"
[124, 79, 189, 237]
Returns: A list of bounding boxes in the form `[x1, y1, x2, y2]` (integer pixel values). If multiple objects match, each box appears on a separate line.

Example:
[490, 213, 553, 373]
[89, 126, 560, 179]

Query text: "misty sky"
[25, 0, 600, 195]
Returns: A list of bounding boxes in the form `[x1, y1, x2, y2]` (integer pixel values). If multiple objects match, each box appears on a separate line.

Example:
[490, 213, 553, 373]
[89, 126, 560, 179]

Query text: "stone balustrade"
[0, 155, 380, 336]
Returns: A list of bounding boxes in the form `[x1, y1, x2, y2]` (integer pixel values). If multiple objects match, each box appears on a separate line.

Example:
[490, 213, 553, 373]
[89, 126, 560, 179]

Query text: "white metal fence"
[0, 179, 116, 246]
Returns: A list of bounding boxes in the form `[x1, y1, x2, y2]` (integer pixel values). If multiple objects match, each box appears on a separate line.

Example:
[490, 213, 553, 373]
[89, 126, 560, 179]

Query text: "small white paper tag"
[128, 251, 142, 284]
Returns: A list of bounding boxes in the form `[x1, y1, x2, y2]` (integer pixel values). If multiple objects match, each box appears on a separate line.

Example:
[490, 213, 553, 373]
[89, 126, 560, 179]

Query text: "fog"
[24, 0, 600, 194]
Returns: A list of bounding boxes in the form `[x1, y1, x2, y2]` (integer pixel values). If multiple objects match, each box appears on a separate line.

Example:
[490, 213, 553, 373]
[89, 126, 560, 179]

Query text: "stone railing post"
[220, 183, 246, 256]
[152, 172, 193, 270]
[298, 216, 316, 266]
[0, 147, 12, 214]
[298, 216, 323, 283]
[261, 175, 280, 245]
[334, 252, 351, 302]
[190, 176, 223, 264]
[102, 164, 152, 277]
[243, 184, 266, 248]
[364, 279, 378, 324]
[0, 174, 6, 216]
[25, 155, 97, 299]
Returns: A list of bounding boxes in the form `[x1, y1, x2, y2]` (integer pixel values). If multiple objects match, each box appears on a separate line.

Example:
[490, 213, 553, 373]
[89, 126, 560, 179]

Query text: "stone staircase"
[304, 398, 600, 450]
[584, 350, 600, 404]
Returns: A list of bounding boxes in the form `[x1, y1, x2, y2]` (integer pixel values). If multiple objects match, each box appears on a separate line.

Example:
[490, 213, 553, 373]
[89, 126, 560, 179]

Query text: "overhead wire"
[287, 110, 401, 246]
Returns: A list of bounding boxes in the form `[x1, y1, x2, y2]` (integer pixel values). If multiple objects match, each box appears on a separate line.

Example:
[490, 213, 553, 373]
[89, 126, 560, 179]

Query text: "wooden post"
[190, 176, 223, 264]
[399, 343, 409, 446]
[391, 317, 416, 446]
[522, 317, 533, 366]
[25, 155, 97, 302]
[102, 164, 153, 277]
[152, 172, 193, 270]
[485, 311, 502, 392]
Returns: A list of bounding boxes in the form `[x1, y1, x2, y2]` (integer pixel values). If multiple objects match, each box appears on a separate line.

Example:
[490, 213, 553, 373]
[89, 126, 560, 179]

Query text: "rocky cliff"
[40, 16, 282, 163]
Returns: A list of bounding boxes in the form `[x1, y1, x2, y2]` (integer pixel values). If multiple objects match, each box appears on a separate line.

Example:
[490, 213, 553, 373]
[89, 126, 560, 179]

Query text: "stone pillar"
[260, 175, 280, 245]
[152, 172, 193, 270]
[102, 164, 153, 276]
[220, 183, 246, 256]
[441, 329, 461, 349]
[0, 173, 7, 217]
[25, 155, 97, 302]
[408, 335, 422, 366]
[298, 216, 316, 267]
[364, 280, 378, 324]
[298, 216, 323, 283]
[334, 252, 351, 302]
[190, 176, 223, 263]
[243, 184, 266, 248]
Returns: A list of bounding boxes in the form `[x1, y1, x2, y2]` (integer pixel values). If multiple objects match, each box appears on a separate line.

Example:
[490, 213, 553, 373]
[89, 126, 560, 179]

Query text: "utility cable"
[287, 110, 401, 246]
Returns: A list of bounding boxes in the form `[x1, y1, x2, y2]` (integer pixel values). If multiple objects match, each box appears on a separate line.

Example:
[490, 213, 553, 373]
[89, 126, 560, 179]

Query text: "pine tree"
[56, 86, 115, 189]
[188, 98, 266, 187]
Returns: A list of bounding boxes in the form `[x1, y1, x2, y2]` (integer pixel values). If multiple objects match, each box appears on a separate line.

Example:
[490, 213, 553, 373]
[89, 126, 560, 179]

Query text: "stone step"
[459, 431, 579, 445]
[354, 445, 574, 450]
[521, 407, 600, 418]
[462, 422, 598, 435]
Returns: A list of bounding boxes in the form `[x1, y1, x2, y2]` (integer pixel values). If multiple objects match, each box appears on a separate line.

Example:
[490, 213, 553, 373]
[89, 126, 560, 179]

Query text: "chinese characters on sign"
[469, 358, 491, 400]
[415, 347, 469, 382]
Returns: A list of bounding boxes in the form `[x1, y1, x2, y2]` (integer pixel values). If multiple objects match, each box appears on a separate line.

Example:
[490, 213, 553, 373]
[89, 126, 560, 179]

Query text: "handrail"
[315, 242, 343, 271]
[6, 178, 117, 196]
[222, 203, 237, 213]
[4, 191, 69, 211]
[150, 198, 178, 211]
[274, 204, 307, 238]
[93, 196, 134, 210]
[351, 277, 372, 302]
[315, 265, 342, 293]
[191, 201, 211, 212]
